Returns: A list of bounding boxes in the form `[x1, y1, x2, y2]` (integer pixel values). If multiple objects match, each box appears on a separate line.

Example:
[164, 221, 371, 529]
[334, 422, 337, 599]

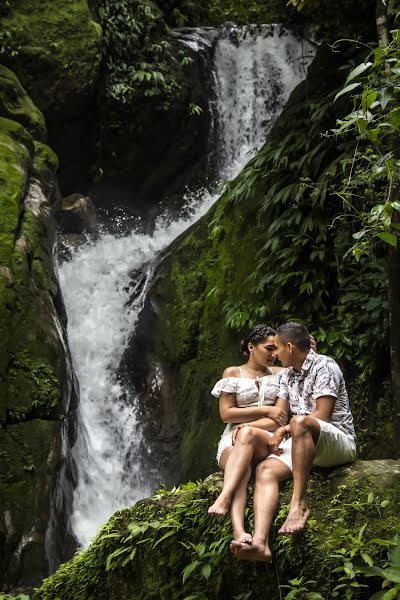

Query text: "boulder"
[0, 0, 101, 117]
[57, 193, 98, 235]
[35, 460, 400, 600]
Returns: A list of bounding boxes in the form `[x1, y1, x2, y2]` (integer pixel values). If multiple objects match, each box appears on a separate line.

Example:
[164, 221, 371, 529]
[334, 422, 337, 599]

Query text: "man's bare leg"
[230, 466, 252, 543]
[208, 427, 271, 516]
[231, 459, 291, 561]
[278, 415, 320, 535]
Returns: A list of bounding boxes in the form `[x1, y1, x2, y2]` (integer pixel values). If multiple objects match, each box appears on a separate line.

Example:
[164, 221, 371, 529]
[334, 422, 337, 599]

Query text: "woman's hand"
[232, 425, 247, 445]
[263, 405, 287, 426]
[310, 335, 317, 352]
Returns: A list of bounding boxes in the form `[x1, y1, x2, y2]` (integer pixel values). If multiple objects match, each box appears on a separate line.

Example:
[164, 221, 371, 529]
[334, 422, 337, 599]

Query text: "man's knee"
[255, 461, 276, 483]
[290, 414, 316, 435]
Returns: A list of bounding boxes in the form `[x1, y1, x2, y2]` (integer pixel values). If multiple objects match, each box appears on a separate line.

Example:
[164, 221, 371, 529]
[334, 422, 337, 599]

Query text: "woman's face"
[249, 335, 278, 367]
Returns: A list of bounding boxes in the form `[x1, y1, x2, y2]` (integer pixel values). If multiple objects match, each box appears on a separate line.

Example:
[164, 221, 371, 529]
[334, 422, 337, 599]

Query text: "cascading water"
[59, 24, 315, 549]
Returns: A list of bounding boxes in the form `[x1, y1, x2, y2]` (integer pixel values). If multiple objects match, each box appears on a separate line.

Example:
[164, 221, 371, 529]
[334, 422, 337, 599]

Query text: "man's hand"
[268, 427, 286, 454]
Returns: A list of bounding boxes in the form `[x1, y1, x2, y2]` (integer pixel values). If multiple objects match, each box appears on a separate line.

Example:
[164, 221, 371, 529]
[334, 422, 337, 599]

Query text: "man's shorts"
[266, 418, 357, 472]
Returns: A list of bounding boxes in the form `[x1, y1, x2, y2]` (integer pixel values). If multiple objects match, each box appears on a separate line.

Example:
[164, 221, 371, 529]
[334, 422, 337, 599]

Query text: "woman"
[207, 324, 289, 544]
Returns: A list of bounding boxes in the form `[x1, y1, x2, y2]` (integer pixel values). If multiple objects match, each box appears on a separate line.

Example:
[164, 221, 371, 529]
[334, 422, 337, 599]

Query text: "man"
[231, 321, 356, 561]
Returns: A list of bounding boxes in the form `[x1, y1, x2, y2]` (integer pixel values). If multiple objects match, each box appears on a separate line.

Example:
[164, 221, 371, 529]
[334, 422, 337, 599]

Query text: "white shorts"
[266, 418, 356, 471]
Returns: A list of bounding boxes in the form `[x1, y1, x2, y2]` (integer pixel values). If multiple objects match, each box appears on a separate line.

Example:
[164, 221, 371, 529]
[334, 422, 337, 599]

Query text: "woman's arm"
[234, 399, 289, 430]
[219, 393, 287, 425]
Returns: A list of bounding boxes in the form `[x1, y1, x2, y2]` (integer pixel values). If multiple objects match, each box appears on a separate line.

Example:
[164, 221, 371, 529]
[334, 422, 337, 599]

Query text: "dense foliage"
[203, 46, 390, 454]
[96, 0, 189, 109]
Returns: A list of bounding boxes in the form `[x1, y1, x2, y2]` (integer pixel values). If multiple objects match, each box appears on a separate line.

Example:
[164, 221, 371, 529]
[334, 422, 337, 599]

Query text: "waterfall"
[59, 24, 314, 549]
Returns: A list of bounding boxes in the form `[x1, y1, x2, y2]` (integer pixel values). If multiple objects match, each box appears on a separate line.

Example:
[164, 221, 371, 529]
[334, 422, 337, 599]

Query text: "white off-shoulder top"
[211, 368, 282, 464]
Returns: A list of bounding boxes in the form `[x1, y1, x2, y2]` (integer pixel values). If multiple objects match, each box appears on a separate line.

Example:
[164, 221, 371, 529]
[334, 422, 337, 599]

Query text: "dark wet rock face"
[0, 70, 78, 588]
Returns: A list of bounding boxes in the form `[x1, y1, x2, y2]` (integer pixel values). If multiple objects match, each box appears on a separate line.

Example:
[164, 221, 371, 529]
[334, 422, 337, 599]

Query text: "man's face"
[274, 334, 293, 368]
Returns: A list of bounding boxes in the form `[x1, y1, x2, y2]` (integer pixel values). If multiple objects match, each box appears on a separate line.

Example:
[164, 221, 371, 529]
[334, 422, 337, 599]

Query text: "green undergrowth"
[34, 462, 400, 600]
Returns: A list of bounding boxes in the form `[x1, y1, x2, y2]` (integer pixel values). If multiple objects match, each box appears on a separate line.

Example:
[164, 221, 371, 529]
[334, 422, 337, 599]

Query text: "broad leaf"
[182, 559, 200, 583]
[345, 61, 373, 84]
[380, 567, 400, 583]
[377, 232, 397, 247]
[201, 563, 212, 579]
[334, 82, 362, 103]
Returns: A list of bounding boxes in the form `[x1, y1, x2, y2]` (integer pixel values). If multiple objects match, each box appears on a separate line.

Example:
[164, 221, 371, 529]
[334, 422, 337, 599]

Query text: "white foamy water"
[60, 24, 314, 548]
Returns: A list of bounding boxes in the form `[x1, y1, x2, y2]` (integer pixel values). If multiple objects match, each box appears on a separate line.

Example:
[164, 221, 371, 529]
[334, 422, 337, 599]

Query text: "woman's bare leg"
[231, 458, 292, 561]
[217, 448, 252, 542]
[208, 427, 271, 516]
[230, 466, 252, 543]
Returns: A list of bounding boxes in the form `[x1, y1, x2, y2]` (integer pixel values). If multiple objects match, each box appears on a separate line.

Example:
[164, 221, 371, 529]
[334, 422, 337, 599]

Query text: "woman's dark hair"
[240, 324, 276, 356]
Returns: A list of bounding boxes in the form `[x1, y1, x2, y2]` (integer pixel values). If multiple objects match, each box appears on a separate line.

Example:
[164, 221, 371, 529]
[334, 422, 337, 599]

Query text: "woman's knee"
[235, 426, 258, 445]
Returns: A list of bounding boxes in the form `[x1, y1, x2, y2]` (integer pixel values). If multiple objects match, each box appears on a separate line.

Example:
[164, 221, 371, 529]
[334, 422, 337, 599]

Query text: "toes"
[208, 506, 227, 517]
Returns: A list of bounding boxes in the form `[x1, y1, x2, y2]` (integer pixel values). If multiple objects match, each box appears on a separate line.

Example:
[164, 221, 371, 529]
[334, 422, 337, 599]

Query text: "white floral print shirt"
[278, 350, 356, 439]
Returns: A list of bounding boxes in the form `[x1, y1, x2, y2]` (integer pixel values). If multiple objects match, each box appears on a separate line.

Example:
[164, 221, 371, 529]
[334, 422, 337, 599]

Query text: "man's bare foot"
[233, 531, 252, 544]
[208, 494, 231, 517]
[278, 504, 310, 535]
[230, 540, 272, 562]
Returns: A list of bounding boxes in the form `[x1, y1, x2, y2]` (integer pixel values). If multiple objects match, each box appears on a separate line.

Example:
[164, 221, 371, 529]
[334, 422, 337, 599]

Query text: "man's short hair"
[276, 322, 310, 352]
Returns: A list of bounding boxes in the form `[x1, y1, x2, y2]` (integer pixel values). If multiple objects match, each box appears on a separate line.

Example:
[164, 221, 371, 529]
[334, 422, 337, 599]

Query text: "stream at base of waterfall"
[58, 24, 315, 549]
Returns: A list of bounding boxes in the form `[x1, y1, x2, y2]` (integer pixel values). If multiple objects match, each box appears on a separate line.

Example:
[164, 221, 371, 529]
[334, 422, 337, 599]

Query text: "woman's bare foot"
[278, 504, 310, 535]
[233, 531, 252, 544]
[230, 539, 272, 562]
[208, 494, 231, 517]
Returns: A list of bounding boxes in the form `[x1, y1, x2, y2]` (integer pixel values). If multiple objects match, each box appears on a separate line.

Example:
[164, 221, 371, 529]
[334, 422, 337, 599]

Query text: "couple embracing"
[208, 321, 356, 562]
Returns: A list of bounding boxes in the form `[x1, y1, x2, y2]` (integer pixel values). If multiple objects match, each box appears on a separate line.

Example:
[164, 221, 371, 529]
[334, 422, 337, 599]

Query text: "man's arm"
[311, 395, 336, 422]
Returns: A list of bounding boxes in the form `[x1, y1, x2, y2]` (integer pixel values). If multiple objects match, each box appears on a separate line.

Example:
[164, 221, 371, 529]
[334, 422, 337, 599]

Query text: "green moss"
[0, 117, 31, 264]
[153, 190, 262, 479]
[0, 65, 46, 141]
[34, 461, 400, 600]
[32, 141, 59, 195]
[0, 0, 102, 114]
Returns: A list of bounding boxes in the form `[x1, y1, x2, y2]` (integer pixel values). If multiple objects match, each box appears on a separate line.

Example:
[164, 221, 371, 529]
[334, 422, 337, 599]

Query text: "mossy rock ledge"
[0, 69, 78, 588]
[35, 460, 400, 600]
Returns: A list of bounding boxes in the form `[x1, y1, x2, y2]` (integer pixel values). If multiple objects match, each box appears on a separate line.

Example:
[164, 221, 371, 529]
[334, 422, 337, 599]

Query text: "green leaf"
[361, 552, 374, 566]
[380, 567, 400, 583]
[334, 82, 362, 103]
[378, 87, 393, 109]
[377, 232, 397, 247]
[389, 535, 400, 567]
[182, 559, 200, 583]
[152, 529, 177, 548]
[362, 89, 378, 111]
[121, 547, 136, 567]
[106, 547, 131, 571]
[201, 563, 212, 579]
[345, 61, 372, 84]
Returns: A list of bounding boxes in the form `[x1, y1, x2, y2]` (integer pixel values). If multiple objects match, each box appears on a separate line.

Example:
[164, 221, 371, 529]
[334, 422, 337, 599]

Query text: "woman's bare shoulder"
[270, 366, 285, 374]
[222, 366, 241, 378]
